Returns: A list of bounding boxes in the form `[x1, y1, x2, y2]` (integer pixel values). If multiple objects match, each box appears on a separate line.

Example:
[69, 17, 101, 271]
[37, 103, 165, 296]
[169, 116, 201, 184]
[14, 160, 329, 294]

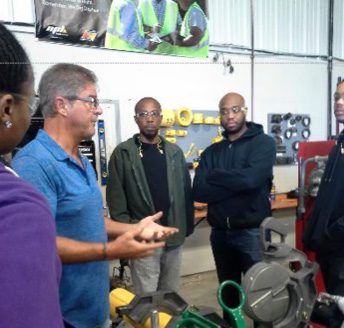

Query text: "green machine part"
[217, 280, 246, 328]
[174, 308, 222, 328]
[175, 280, 246, 328]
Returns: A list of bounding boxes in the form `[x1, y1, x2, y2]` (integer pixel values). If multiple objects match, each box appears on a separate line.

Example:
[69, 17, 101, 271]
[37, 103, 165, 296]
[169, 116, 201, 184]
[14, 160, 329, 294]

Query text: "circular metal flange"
[242, 262, 290, 324]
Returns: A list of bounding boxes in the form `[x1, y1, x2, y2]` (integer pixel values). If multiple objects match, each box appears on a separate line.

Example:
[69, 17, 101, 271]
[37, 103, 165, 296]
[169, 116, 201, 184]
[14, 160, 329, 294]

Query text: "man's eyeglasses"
[11, 93, 40, 117]
[334, 93, 344, 102]
[220, 106, 248, 116]
[64, 96, 101, 111]
[135, 110, 162, 119]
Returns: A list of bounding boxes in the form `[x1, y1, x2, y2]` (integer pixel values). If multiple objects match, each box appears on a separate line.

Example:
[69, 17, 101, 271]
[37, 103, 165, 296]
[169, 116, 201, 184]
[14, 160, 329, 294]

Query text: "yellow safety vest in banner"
[175, 2, 209, 58]
[138, 0, 179, 37]
[105, 0, 145, 52]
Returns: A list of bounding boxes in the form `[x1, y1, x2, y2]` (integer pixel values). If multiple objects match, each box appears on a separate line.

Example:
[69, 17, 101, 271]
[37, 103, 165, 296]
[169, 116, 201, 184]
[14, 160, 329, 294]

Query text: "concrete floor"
[178, 270, 254, 328]
[178, 271, 220, 312]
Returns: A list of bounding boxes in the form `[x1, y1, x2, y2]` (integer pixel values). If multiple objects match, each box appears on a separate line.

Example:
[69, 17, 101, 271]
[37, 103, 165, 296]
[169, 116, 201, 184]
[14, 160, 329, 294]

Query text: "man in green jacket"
[106, 97, 194, 294]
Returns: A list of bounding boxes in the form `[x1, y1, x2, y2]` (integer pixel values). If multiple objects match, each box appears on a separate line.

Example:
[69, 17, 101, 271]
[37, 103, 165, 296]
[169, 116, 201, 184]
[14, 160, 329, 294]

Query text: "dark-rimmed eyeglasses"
[220, 106, 247, 116]
[135, 110, 162, 119]
[64, 96, 102, 111]
[9, 93, 40, 117]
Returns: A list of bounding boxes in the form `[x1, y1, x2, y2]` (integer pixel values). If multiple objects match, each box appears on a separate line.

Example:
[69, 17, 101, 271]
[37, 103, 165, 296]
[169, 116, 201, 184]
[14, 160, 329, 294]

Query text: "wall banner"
[34, 0, 208, 58]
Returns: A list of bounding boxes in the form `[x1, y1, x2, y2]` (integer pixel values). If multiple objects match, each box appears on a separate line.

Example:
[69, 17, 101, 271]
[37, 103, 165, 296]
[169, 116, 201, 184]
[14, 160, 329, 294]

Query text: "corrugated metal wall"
[2, 0, 344, 58]
[255, 0, 328, 54]
[208, 0, 343, 57]
[0, 0, 34, 24]
[333, 0, 344, 58]
[208, 0, 251, 47]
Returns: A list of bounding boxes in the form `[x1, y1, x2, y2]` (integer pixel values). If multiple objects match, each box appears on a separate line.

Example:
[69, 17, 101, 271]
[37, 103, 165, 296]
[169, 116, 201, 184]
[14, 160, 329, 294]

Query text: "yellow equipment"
[109, 288, 183, 328]
[161, 109, 175, 127]
[214, 116, 221, 125]
[165, 137, 177, 144]
[175, 108, 193, 127]
[175, 130, 187, 137]
[165, 129, 176, 136]
[110, 288, 172, 328]
[109, 284, 246, 328]
[204, 116, 215, 124]
[192, 113, 204, 124]
[211, 127, 224, 144]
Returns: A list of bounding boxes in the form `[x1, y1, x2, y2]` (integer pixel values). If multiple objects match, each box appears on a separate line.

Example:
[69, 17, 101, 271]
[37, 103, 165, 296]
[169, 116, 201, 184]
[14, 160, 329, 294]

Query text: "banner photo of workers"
[34, 0, 209, 58]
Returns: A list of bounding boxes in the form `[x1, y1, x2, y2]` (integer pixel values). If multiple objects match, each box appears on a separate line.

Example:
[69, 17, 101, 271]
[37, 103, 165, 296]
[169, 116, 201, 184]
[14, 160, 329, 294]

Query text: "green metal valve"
[217, 280, 246, 328]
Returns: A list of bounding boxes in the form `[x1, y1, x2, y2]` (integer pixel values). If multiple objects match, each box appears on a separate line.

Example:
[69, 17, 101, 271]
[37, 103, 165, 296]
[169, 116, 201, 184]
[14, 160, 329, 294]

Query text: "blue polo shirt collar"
[36, 129, 85, 166]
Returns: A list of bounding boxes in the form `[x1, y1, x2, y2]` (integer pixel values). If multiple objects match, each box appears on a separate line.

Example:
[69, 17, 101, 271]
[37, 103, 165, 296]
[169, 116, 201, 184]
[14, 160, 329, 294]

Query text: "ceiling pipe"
[250, 0, 255, 120]
[327, 0, 334, 139]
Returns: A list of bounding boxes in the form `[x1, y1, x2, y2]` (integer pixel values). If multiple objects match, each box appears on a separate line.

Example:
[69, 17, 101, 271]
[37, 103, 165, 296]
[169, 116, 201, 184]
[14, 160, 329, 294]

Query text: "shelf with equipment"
[268, 113, 311, 165]
[159, 108, 222, 166]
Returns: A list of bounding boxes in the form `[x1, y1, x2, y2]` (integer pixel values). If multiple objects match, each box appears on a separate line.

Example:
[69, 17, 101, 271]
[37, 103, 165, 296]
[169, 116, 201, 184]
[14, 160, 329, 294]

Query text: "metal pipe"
[327, 0, 334, 139]
[250, 0, 255, 119]
[210, 44, 328, 60]
[298, 156, 328, 217]
[298, 157, 313, 217]
[150, 309, 159, 328]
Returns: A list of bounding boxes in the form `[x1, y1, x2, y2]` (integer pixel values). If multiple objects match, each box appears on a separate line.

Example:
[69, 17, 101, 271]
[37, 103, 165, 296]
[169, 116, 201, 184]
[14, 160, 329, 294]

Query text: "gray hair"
[38, 63, 98, 118]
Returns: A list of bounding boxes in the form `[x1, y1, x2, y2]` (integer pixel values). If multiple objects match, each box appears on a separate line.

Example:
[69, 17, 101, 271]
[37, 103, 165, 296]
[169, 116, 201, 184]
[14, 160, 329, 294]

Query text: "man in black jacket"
[303, 81, 344, 297]
[193, 92, 276, 323]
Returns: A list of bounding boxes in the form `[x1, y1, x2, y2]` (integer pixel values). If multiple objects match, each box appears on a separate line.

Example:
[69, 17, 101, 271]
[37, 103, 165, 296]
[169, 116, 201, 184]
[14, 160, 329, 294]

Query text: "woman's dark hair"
[0, 23, 32, 95]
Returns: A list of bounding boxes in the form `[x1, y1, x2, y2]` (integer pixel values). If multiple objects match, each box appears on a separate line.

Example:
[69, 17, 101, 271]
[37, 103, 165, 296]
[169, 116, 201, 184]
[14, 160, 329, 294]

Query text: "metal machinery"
[109, 216, 344, 327]
[109, 285, 238, 328]
[110, 217, 331, 328]
[295, 140, 335, 293]
[294, 140, 344, 327]
[242, 217, 318, 327]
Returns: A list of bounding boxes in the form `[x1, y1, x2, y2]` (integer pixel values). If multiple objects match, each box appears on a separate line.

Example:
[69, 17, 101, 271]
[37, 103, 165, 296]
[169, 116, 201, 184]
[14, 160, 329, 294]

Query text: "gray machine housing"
[242, 217, 318, 327]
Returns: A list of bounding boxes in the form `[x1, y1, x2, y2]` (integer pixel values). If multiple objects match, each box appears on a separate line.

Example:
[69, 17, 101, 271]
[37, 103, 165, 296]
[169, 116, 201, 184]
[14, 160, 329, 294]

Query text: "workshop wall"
[14, 31, 342, 275]
[15, 34, 333, 142]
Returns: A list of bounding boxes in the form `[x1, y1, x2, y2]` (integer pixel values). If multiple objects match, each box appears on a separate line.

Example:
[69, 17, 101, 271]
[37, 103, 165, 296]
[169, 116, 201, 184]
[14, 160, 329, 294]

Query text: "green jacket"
[106, 135, 194, 246]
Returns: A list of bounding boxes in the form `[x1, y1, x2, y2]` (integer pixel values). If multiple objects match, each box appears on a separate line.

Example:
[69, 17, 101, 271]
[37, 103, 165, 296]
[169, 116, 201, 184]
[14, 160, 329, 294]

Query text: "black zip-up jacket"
[193, 122, 276, 229]
[303, 130, 344, 255]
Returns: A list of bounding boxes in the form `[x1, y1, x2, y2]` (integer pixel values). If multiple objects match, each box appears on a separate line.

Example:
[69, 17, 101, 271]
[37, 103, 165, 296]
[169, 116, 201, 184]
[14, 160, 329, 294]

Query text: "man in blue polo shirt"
[13, 63, 177, 328]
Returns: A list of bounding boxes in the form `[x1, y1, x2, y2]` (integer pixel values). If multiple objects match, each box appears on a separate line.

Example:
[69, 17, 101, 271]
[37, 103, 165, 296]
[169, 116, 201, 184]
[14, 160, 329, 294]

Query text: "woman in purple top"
[0, 23, 64, 327]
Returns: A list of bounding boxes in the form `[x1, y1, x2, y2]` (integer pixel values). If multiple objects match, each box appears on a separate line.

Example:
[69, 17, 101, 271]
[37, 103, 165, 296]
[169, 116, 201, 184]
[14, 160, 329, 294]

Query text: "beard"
[224, 119, 246, 135]
[140, 129, 159, 142]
